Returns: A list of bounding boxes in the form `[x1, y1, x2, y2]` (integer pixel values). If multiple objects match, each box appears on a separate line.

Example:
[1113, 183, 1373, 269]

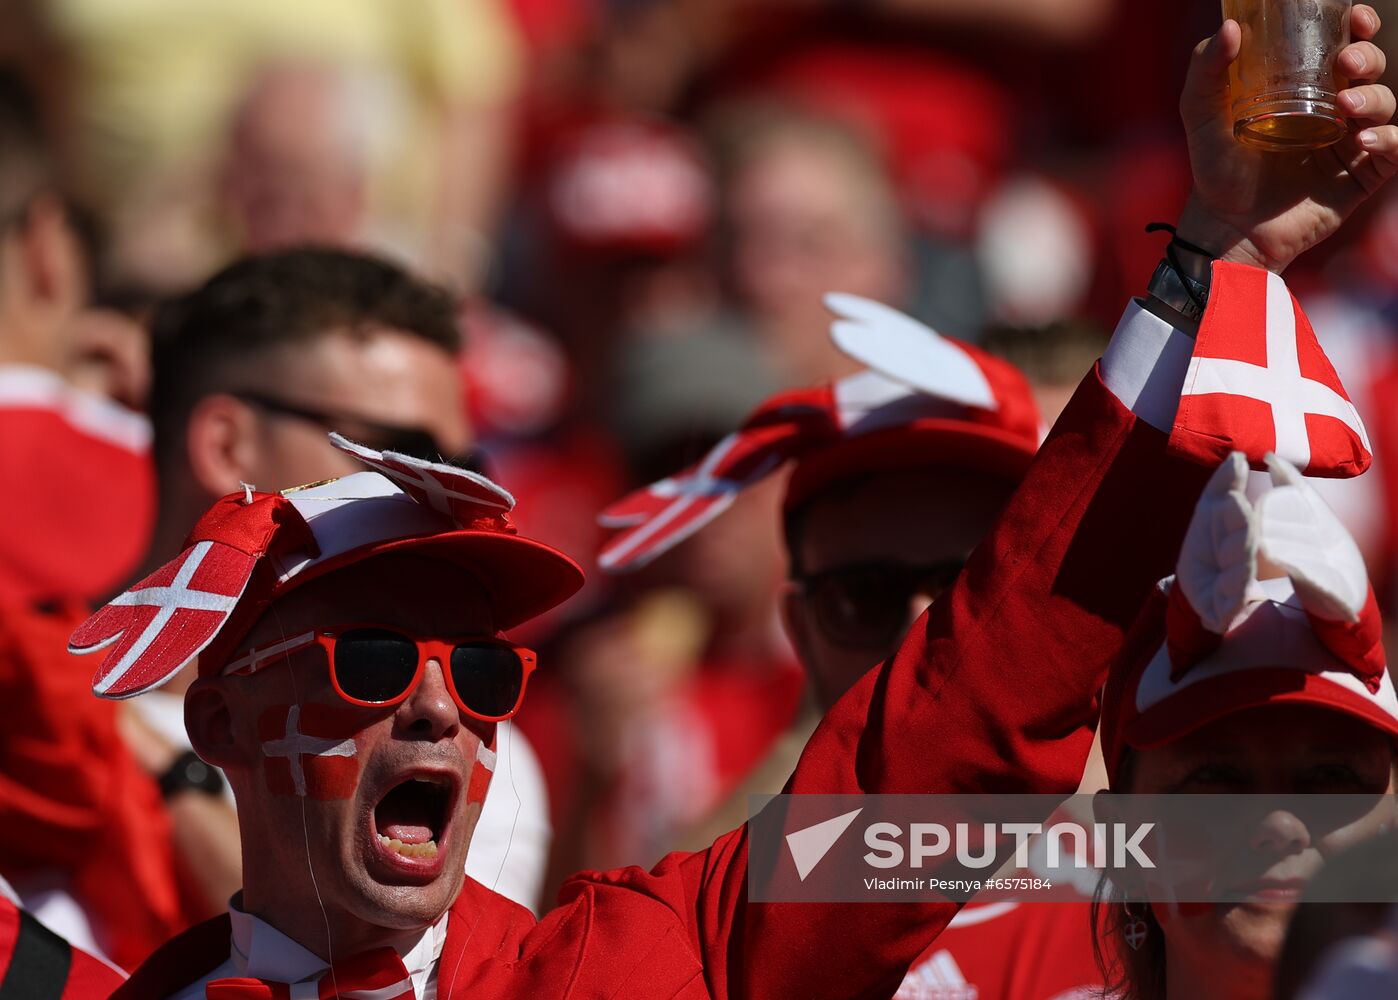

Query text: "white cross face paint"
[259, 703, 362, 800]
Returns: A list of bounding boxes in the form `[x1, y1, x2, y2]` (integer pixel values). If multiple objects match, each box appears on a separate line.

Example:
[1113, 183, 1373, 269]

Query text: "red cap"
[71, 435, 584, 699]
[1100, 453, 1398, 784]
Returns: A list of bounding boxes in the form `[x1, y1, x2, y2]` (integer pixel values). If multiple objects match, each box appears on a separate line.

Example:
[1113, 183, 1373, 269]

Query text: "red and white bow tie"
[205, 946, 416, 1000]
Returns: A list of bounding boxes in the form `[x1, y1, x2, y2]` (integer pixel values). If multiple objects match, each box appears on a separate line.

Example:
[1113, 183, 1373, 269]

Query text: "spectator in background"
[218, 63, 379, 260]
[521, 328, 800, 878]
[133, 247, 555, 914]
[1274, 831, 1398, 999]
[609, 294, 1104, 998]
[0, 67, 178, 969]
[47, 0, 525, 294]
[713, 105, 911, 383]
[0, 69, 153, 609]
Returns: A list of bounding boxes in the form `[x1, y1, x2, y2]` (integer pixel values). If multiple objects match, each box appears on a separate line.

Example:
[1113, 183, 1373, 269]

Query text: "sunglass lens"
[334, 629, 419, 703]
[809, 571, 909, 648]
[449, 643, 525, 719]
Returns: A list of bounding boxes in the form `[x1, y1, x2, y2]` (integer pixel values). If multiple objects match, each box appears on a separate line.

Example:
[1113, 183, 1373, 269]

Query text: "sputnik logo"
[786, 808, 863, 881]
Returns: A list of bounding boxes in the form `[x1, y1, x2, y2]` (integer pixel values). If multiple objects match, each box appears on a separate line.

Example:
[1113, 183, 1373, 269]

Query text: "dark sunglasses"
[231, 389, 489, 475]
[792, 558, 967, 650]
[225, 626, 536, 722]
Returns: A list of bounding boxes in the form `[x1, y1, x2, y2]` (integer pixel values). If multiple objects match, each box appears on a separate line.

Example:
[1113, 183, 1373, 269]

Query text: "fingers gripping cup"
[1223, 0, 1353, 150]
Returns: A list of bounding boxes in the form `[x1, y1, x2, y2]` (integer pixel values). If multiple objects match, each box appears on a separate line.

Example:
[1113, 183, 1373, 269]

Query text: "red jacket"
[114, 357, 1209, 998]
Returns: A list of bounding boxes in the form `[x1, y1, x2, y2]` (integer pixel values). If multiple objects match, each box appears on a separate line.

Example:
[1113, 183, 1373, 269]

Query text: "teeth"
[377, 834, 439, 858]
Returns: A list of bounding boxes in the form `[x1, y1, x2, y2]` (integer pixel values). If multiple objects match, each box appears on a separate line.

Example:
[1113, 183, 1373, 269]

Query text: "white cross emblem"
[1182, 270, 1369, 472]
[91, 541, 241, 696]
[329, 432, 512, 517]
[600, 434, 762, 569]
[1124, 917, 1149, 951]
[263, 705, 357, 796]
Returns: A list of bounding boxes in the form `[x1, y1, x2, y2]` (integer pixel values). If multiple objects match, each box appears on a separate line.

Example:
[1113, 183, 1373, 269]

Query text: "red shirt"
[898, 902, 1103, 999]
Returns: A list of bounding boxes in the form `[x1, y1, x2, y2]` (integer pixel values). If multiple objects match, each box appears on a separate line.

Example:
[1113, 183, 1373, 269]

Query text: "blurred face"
[1120, 705, 1398, 990]
[786, 467, 1016, 710]
[242, 326, 469, 492]
[204, 554, 497, 953]
[727, 135, 904, 383]
[221, 68, 365, 253]
[0, 196, 90, 371]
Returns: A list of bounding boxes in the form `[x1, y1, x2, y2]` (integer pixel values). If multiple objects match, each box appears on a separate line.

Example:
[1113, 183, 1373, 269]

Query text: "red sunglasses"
[224, 625, 537, 723]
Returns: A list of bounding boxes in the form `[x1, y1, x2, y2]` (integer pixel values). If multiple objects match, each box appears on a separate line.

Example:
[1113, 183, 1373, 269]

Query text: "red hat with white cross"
[69, 435, 585, 699]
[597, 293, 1041, 571]
[1168, 262, 1371, 478]
[1100, 451, 1398, 785]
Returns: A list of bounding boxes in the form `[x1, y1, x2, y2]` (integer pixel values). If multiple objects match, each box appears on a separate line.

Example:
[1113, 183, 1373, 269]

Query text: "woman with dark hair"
[1091, 453, 1398, 1000]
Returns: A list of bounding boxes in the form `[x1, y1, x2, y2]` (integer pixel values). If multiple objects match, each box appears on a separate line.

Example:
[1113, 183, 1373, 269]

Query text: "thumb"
[1180, 20, 1243, 133]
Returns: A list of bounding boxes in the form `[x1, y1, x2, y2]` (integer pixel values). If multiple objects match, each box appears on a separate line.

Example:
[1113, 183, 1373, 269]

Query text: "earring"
[1123, 902, 1149, 951]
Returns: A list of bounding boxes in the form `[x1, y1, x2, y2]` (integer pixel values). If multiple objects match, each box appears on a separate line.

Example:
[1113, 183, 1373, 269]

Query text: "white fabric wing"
[824, 293, 997, 410]
[1175, 451, 1259, 634]
[1257, 453, 1368, 623]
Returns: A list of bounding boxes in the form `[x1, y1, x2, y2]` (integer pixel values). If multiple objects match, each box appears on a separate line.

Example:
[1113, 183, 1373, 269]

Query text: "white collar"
[227, 901, 448, 996]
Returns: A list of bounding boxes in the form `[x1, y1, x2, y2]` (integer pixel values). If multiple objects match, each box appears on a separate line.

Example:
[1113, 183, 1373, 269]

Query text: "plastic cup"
[1222, 0, 1353, 150]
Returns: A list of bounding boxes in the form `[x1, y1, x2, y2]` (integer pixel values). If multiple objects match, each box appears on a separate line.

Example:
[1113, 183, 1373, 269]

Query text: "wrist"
[158, 750, 226, 800]
[1174, 197, 1279, 273]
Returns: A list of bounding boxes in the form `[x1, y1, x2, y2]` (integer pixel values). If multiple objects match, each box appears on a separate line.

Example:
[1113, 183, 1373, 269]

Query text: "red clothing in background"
[0, 602, 194, 971]
[898, 902, 1104, 999]
[0, 367, 153, 606]
[0, 891, 125, 997]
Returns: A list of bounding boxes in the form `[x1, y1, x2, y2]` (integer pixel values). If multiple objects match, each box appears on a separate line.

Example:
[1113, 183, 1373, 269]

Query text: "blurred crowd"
[9, 0, 1398, 989]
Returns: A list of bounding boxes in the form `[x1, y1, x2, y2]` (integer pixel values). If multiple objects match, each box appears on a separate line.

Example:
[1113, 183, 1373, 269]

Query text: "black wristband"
[158, 750, 226, 800]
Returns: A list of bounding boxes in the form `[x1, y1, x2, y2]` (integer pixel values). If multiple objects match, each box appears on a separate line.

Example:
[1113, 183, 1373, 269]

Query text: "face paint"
[466, 735, 497, 808]
[258, 703, 362, 800]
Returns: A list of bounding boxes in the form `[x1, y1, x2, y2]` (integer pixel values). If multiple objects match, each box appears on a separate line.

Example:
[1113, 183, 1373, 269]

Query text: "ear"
[185, 677, 244, 771]
[21, 195, 86, 313]
[187, 393, 263, 499]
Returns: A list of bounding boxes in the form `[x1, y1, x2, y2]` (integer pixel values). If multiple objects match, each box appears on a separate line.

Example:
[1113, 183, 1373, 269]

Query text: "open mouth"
[373, 774, 453, 860]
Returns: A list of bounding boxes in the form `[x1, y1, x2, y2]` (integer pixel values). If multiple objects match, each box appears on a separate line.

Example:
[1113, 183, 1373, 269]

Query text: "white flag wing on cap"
[824, 293, 996, 410]
[1257, 454, 1369, 623]
[1176, 451, 1259, 635]
[330, 433, 514, 523]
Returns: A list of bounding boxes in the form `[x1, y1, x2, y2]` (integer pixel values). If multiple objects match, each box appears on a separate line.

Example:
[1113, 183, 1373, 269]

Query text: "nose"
[1249, 810, 1312, 856]
[394, 657, 459, 741]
